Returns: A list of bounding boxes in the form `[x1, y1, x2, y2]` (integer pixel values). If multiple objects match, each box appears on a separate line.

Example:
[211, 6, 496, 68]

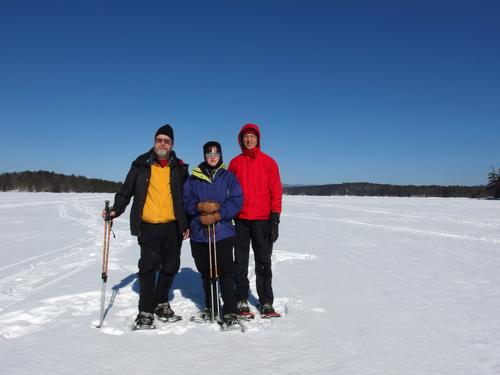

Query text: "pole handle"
[104, 200, 111, 221]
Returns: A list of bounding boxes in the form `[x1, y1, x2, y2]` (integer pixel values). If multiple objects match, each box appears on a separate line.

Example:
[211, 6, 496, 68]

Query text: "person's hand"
[183, 228, 190, 240]
[200, 211, 221, 226]
[266, 212, 280, 243]
[101, 209, 116, 221]
[197, 200, 220, 214]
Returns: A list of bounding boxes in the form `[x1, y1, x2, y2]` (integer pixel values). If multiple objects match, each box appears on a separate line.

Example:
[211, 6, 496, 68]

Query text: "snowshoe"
[133, 311, 156, 330]
[237, 300, 255, 319]
[238, 311, 255, 319]
[219, 313, 246, 332]
[260, 303, 281, 319]
[190, 308, 214, 323]
[154, 302, 182, 323]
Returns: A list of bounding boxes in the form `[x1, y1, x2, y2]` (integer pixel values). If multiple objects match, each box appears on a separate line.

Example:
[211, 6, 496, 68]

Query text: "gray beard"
[154, 147, 169, 159]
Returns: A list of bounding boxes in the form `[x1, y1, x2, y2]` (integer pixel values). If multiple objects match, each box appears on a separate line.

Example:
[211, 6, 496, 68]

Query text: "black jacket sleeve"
[181, 163, 189, 185]
[112, 163, 137, 217]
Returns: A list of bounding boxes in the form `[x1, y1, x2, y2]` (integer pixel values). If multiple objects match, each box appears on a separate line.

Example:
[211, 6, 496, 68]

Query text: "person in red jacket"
[228, 123, 283, 317]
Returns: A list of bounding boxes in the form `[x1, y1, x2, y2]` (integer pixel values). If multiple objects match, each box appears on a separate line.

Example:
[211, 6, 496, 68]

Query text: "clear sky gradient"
[1, 0, 499, 185]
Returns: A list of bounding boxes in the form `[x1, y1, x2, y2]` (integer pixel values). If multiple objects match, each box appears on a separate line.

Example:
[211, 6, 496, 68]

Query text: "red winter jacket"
[228, 124, 282, 220]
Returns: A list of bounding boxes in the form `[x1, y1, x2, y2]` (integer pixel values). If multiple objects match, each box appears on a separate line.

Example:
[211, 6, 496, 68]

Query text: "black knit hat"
[155, 124, 174, 143]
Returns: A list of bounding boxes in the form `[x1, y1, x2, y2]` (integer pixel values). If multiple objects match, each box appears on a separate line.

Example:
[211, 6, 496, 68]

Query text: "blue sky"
[1, 0, 498, 186]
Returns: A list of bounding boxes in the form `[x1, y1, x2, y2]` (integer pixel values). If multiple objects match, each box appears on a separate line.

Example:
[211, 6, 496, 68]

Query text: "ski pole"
[212, 224, 220, 319]
[208, 224, 215, 322]
[211, 223, 220, 321]
[97, 200, 112, 328]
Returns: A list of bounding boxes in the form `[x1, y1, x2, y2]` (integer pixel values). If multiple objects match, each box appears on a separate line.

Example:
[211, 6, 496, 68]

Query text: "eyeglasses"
[155, 138, 172, 145]
[242, 133, 257, 140]
[205, 152, 220, 158]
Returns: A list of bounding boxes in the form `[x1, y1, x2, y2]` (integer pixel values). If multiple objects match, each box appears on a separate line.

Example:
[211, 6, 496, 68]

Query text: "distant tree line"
[0, 171, 121, 193]
[487, 167, 500, 198]
[1, 170, 497, 198]
[283, 182, 488, 198]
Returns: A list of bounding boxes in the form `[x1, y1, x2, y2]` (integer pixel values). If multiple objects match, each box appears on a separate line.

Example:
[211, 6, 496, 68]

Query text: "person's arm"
[177, 162, 191, 240]
[227, 158, 237, 175]
[219, 172, 243, 221]
[112, 163, 138, 217]
[268, 159, 283, 215]
[182, 177, 200, 218]
[102, 163, 137, 220]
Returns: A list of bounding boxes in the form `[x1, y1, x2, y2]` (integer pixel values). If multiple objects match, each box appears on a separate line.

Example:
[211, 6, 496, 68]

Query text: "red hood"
[238, 123, 261, 152]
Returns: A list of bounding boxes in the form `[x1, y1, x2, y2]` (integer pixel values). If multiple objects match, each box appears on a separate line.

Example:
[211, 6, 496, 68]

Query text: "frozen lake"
[0, 193, 499, 374]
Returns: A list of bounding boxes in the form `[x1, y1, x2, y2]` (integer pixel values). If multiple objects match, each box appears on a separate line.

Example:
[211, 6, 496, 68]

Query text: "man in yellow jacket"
[103, 124, 189, 329]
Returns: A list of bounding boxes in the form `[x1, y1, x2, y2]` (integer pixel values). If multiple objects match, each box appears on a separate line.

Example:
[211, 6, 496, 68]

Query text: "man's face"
[242, 132, 258, 150]
[154, 135, 173, 158]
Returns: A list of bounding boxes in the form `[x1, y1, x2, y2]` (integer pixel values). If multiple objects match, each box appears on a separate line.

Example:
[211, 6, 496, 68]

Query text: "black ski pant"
[137, 221, 181, 313]
[190, 237, 238, 315]
[234, 219, 274, 306]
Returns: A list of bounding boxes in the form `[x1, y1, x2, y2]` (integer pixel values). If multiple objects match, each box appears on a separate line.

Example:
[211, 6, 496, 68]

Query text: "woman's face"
[205, 146, 220, 167]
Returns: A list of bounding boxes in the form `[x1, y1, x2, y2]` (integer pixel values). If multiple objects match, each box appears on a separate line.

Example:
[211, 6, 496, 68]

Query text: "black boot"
[135, 311, 155, 329]
[154, 302, 174, 321]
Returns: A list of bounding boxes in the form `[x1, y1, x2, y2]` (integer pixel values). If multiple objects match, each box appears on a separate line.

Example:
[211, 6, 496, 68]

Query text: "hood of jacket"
[238, 123, 261, 154]
[191, 163, 226, 183]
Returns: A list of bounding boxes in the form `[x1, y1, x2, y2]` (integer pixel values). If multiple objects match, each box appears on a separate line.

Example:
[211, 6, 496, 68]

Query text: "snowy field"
[0, 192, 499, 375]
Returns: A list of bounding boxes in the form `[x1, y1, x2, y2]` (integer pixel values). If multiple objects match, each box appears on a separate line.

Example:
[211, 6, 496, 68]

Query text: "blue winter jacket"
[183, 164, 243, 243]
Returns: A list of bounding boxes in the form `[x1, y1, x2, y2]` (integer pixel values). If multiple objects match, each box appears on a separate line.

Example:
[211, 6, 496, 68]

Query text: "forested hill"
[0, 171, 121, 193]
[0, 171, 490, 198]
[283, 182, 487, 198]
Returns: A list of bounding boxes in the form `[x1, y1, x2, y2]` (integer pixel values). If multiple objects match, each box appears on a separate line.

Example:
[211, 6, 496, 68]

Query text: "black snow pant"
[137, 221, 181, 313]
[234, 219, 274, 305]
[190, 237, 238, 315]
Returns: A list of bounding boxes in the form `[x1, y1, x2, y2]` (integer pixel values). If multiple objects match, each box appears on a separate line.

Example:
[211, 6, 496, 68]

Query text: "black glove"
[266, 212, 280, 244]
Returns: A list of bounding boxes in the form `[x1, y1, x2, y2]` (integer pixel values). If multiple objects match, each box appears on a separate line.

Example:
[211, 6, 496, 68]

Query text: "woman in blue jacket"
[183, 141, 243, 326]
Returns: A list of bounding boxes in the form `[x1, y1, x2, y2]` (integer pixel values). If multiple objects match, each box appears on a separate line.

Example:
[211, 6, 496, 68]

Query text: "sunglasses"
[156, 138, 172, 145]
[205, 152, 221, 158]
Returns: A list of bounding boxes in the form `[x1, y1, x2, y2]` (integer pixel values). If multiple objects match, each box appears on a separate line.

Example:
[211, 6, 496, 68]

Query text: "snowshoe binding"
[154, 302, 182, 323]
[133, 311, 156, 330]
[260, 303, 281, 319]
[237, 300, 255, 319]
[190, 308, 214, 323]
[219, 313, 246, 332]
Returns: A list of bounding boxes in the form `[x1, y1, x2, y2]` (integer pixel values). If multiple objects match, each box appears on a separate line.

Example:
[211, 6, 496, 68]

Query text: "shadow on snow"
[103, 267, 205, 318]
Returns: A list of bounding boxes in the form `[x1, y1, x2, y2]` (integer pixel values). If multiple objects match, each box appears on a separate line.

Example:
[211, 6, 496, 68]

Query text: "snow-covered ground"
[0, 193, 499, 374]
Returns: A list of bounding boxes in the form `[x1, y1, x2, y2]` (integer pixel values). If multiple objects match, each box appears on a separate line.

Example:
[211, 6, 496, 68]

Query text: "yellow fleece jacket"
[141, 164, 176, 223]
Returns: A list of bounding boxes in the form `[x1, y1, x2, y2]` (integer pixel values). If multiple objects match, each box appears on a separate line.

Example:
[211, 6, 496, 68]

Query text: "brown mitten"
[197, 200, 220, 214]
[200, 211, 221, 225]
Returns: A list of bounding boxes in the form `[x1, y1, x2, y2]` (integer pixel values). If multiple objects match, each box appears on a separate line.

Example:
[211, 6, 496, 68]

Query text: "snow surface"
[0, 193, 499, 374]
